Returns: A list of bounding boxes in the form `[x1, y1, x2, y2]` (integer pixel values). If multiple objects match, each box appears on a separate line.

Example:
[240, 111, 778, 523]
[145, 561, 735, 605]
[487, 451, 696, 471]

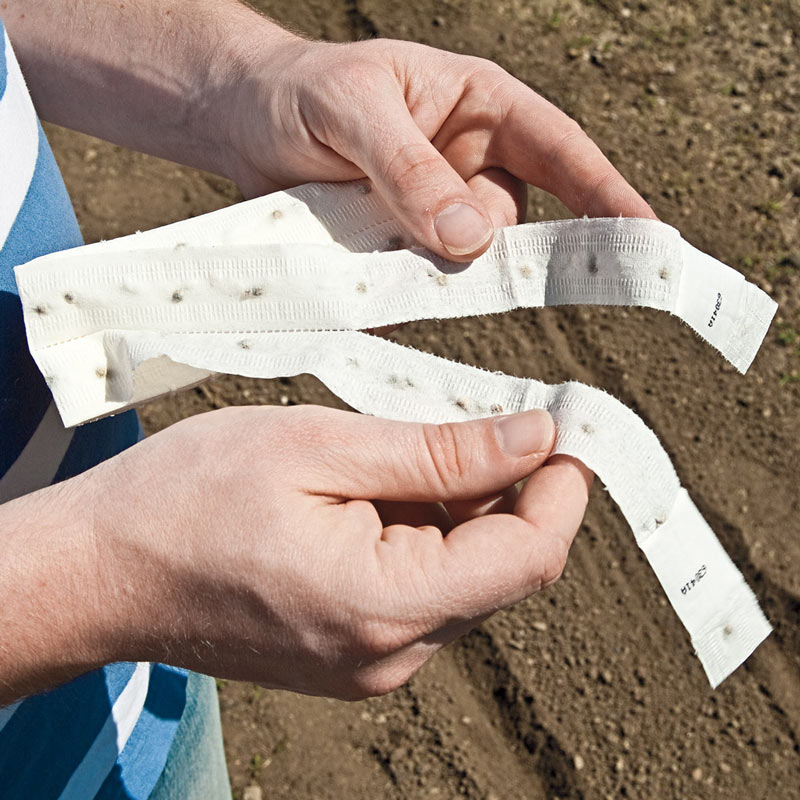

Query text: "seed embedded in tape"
[356, 282, 367, 293]
[64, 292, 75, 304]
[271, 209, 283, 220]
[33, 304, 47, 315]
[388, 374, 415, 388]
[519, 265, 533, 279]
[244, 286, 264, 298]
[171, 290, 183, 303]
[238, 339, 251, 350]
[581, 422, 595, 435]
[386, 235, 404, 251]
[588, 254, 599, 274]
[659, 267, 669, 281]
[436, 274, 448, 287]
[490, 403, 504, 414]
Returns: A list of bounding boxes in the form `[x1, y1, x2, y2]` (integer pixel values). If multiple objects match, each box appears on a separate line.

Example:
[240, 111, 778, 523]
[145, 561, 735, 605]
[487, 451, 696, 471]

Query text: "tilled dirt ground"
[47, 0, 799, 798]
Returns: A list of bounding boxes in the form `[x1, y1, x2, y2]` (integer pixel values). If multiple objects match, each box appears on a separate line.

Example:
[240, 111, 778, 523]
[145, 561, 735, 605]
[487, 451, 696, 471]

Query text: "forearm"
[0, 476, 112, 705]
[1, 0, 295, 179]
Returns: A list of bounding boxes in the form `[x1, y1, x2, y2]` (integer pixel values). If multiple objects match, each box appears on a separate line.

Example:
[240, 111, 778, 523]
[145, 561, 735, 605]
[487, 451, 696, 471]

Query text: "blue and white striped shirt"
[0, 20, 188, 798]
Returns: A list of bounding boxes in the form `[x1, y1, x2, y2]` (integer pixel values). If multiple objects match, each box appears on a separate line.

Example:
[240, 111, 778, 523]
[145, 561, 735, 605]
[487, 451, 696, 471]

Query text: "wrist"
[214, 18, 313, 192]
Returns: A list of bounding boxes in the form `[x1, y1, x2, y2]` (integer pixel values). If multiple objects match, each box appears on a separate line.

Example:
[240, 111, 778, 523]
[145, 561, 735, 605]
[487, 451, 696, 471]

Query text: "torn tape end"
[728, 284, 779, 374]
[693, 587, 772, 688]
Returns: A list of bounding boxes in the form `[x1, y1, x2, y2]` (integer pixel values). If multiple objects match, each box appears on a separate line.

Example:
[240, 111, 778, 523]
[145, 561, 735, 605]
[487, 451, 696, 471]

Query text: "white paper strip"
[13, 182, 776, 685]
[17, 188, 775, 374]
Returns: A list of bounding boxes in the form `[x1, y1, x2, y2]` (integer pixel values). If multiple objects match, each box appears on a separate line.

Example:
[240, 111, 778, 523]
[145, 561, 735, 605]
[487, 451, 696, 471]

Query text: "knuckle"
[549, 120, 590, 163]
[467, 58, 518, 111]
[350, 670, 402, 700]
[353, 621, 410, 660]
[384, 143, 444, 194]
[466, 54, 508, 80]
[311, 45, 388, 95]
[348, 663, 416, 700]
[584, 167, 622, 212]
[337, 59, 381, 94]
[420, 423, 472, 495]
[539, 536, 571, 589]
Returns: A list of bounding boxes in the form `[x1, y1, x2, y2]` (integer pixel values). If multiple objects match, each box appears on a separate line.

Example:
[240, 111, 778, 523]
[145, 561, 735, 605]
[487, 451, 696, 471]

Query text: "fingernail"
[434, 203, 493, 256]
[495, 410, 555, 458]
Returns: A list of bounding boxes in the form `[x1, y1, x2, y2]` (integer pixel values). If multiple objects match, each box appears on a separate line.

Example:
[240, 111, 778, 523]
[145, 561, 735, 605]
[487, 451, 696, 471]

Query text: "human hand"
[84, 405, 591, 699]
[224, 35, 656, 260]
[5, 2, 653, 259]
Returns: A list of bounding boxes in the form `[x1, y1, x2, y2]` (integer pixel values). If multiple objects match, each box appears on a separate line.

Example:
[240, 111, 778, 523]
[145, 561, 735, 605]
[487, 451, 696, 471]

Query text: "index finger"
[425, 455, 593, 621]
[485, 75, 657, 219]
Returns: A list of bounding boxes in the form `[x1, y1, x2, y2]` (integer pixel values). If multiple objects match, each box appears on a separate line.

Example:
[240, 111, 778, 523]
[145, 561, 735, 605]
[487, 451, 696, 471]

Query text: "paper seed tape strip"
[15, 181, 777, 687]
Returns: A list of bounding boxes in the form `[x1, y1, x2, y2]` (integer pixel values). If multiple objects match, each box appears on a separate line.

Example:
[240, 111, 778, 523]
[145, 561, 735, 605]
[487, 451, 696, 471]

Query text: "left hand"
[223, 35, 656, 260]
[6, 2, 653, 261]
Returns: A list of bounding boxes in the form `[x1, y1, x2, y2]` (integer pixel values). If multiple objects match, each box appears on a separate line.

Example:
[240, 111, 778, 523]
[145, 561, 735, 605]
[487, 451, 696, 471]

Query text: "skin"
[1, 408, 591, 705]
[3, 0, 655, 257]
[0, 0, 653, 704]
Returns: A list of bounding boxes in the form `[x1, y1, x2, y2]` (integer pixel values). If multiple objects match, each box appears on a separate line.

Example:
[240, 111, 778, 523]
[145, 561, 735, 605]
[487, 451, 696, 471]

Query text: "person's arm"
[2, 0, 655, 261]
[0, 2, 600, 703]
[0, 407, 590, 705]
[0, 479, 112, 703]
[2, 0, 277, 186]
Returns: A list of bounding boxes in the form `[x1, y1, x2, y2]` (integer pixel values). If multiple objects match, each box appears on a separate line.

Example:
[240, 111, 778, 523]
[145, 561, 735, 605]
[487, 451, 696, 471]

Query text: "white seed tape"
[14, 181, 776, 686]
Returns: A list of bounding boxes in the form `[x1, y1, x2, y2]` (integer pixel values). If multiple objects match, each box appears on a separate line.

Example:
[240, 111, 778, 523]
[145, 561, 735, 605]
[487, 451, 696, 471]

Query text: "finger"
[363, 167, 521, 337]
[466, 168, 527, 228]
[444, 484, 518, 526]
[344, 459, 592, 697]
[347, 605, 493, 698]
[289, 406, 555, 502]
[339, 83, 495, 261]
[478, 75, 657, 219]
[513, 454, 594, 591]
[428, 455, 593, 618]
[373, 500, 452, 532]
[352, 456, 591, 685]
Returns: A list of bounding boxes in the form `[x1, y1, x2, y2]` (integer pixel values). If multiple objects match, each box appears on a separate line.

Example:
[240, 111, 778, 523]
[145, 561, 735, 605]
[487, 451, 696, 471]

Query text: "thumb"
[295, 407, 555, 502]
[345, 94, 494, 261]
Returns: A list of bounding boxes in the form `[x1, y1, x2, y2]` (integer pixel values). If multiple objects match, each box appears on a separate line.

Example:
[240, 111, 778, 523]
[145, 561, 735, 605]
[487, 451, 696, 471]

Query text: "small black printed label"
[707, 293, 722, 328]
[680, 564, 707, 595]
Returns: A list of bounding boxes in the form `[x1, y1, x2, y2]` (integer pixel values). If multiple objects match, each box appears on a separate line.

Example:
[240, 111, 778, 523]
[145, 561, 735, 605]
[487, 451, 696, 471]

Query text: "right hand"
[81, 405, 591, 699]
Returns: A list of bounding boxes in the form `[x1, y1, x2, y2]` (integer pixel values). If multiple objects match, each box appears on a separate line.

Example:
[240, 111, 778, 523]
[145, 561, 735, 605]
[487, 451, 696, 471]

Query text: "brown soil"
[46, 0, 799, 798]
